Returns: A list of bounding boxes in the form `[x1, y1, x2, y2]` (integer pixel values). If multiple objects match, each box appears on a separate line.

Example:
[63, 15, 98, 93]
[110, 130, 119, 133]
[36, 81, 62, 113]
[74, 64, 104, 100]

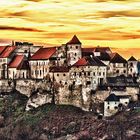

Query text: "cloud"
[0, 26, 44, 32]
[25, 0, 42, 2]
[97, 10, 140, 18]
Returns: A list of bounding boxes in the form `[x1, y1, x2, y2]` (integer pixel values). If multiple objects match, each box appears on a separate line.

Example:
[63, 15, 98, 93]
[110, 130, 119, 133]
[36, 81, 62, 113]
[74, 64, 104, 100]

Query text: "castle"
[0, 35, 139, 116]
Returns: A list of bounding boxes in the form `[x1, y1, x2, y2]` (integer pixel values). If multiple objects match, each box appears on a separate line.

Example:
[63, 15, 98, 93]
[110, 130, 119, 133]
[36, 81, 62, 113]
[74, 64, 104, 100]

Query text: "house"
[66, 35, 82, 66]
[49, 66, 69, 85]
[14, 41, 42, 56]
[70, 56, 107, 89]
[108, 53, 128, 77]
[104, 93, 130, 116]
[128, 56, 138, 77]
[82, 46, 111, 66]
[29, 47, 56, 79]
[0, 46, 16, 79]
[8, 55, 30, 79]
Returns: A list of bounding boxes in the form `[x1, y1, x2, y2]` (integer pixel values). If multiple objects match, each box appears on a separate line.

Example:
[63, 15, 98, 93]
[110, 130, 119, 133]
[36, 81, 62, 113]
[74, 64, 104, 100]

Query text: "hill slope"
[0, 91, 139, 140]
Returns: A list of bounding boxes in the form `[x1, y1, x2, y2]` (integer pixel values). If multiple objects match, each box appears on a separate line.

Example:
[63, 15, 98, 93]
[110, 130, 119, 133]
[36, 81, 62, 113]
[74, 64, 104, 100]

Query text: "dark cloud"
[0, 26, 44, 32]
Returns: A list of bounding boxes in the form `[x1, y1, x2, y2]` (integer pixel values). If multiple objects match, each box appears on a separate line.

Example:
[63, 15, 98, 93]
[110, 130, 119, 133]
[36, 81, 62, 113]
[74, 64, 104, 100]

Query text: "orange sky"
[0, 0, 140, 59]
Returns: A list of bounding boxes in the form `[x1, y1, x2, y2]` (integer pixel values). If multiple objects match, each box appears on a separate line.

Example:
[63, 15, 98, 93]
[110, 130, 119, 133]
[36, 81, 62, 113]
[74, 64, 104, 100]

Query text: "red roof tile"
[9, 55, 24, 68]
[30, 47, 56, 60]
[50, 66, 69, 73]
[73, 56, 106, 67]
[67, 35, 81, 45]
[82, 48, 95, 52]
[0, 46, 16, 58]
[0, 46, 7, 54]
[73, 57, 88, 66]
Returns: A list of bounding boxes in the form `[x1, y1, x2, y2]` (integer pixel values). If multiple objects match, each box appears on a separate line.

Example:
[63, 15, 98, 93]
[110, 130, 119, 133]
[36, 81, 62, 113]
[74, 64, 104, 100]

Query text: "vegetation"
[0, 91, 139, 140]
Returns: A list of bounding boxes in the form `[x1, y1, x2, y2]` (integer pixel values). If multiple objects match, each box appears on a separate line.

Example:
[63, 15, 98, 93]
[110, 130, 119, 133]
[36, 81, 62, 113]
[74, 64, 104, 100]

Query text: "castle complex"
[0, 35, 139, 116]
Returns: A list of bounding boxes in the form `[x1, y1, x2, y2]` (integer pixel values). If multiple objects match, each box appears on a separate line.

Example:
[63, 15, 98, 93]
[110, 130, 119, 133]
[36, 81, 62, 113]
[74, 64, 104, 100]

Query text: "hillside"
[0, 91, 139, 140]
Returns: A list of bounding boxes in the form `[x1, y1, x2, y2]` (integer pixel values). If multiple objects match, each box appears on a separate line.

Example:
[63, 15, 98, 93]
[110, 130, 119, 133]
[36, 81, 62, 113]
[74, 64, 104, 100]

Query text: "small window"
[124, 70, 126, 73]
[125, 102, 128, 104]
[130, 62, 133, 67]
[88, 72, 90, 76]
[99, 72, 101, 76]
[60, 81, 62, 84]
[93, 72, 95, 76]
[57, 74, 59, 77]
[116, 70, 119, 74]
[130, 68, 132, 72]
[75, 53, 77, 56]
[76, 46, 78, 49]
[63, 74, 66, 76]
[103, 72, 105, 76]
[65, 82, 67, 85]
[108, 102, 109, 105]
[107, 106, 110, 109]
[123, 63, 126, 67]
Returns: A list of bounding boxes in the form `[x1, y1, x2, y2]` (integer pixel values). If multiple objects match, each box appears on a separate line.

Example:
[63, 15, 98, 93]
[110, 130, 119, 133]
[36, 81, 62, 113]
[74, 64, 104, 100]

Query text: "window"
[40, 70, 42, 76]
[99, 72, 101, 76]
[123, 63, 126, 67]
[88, 72, 90, 76]
[107, 106, 110, 109]
[116, 70, 119, 74]
[125, 102, 128, 104]
[130, 68, 132, 72]
[75, 53, 77, 56]
[79, 72, 81, 77]
[57, 74, 59, 77]
[103, 72, 105, 76]
[76, 46, 78, 49]
[93, 72, 95, 76]
[124, 70, 126, 73]
[108, 102, 110, 105]
[60, 81, 62, 84]
[63, 74, 66, 76]
[130, 62, 133, 67]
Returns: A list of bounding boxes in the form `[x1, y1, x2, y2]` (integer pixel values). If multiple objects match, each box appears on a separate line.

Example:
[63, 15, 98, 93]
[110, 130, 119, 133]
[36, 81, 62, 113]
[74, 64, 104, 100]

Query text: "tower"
[66, 35, 82, 66]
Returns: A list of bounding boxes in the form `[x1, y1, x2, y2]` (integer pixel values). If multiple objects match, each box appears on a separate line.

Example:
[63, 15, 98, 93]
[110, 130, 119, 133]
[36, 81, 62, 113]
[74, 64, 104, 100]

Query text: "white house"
[70, 56, 107, 89]
[29, 47, 56, 79]
[104, 93, 130, 116]
[0, 46, 16, 79]
[128, 56, 138, 77]
[108, 53, 128, 77]
[49, 66, 70, 85]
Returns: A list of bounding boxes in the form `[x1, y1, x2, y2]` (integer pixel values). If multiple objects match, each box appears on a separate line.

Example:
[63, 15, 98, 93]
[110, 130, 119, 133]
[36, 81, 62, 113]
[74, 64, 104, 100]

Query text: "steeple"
[67, 35, 81, 45]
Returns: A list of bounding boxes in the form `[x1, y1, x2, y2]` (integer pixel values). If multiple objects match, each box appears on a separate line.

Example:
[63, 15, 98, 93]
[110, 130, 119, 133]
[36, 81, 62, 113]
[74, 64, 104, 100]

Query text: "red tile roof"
[73, 56, 106, 67]
[110, 53, 127, 63]
[0, 46, 16, 58]
[94, 47, 111, 53]
[82, 48, 95, 52]
[67, 35, 81, 45]
[30, 47, 56, 60]
[18, 60, 30, 70]
[9, 55, 24, 68]
[73, 57, 88, 66]
[50, 66, 69, 73]
[0, 46, 7, 54]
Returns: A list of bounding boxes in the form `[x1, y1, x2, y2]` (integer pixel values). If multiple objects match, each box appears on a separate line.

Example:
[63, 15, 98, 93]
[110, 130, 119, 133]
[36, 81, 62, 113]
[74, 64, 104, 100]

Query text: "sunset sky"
[0, 0, 140, 59]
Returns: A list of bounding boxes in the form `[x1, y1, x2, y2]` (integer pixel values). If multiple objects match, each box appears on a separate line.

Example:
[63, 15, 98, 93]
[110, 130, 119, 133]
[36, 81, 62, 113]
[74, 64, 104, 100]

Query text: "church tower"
[66, 35, 82, 66]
